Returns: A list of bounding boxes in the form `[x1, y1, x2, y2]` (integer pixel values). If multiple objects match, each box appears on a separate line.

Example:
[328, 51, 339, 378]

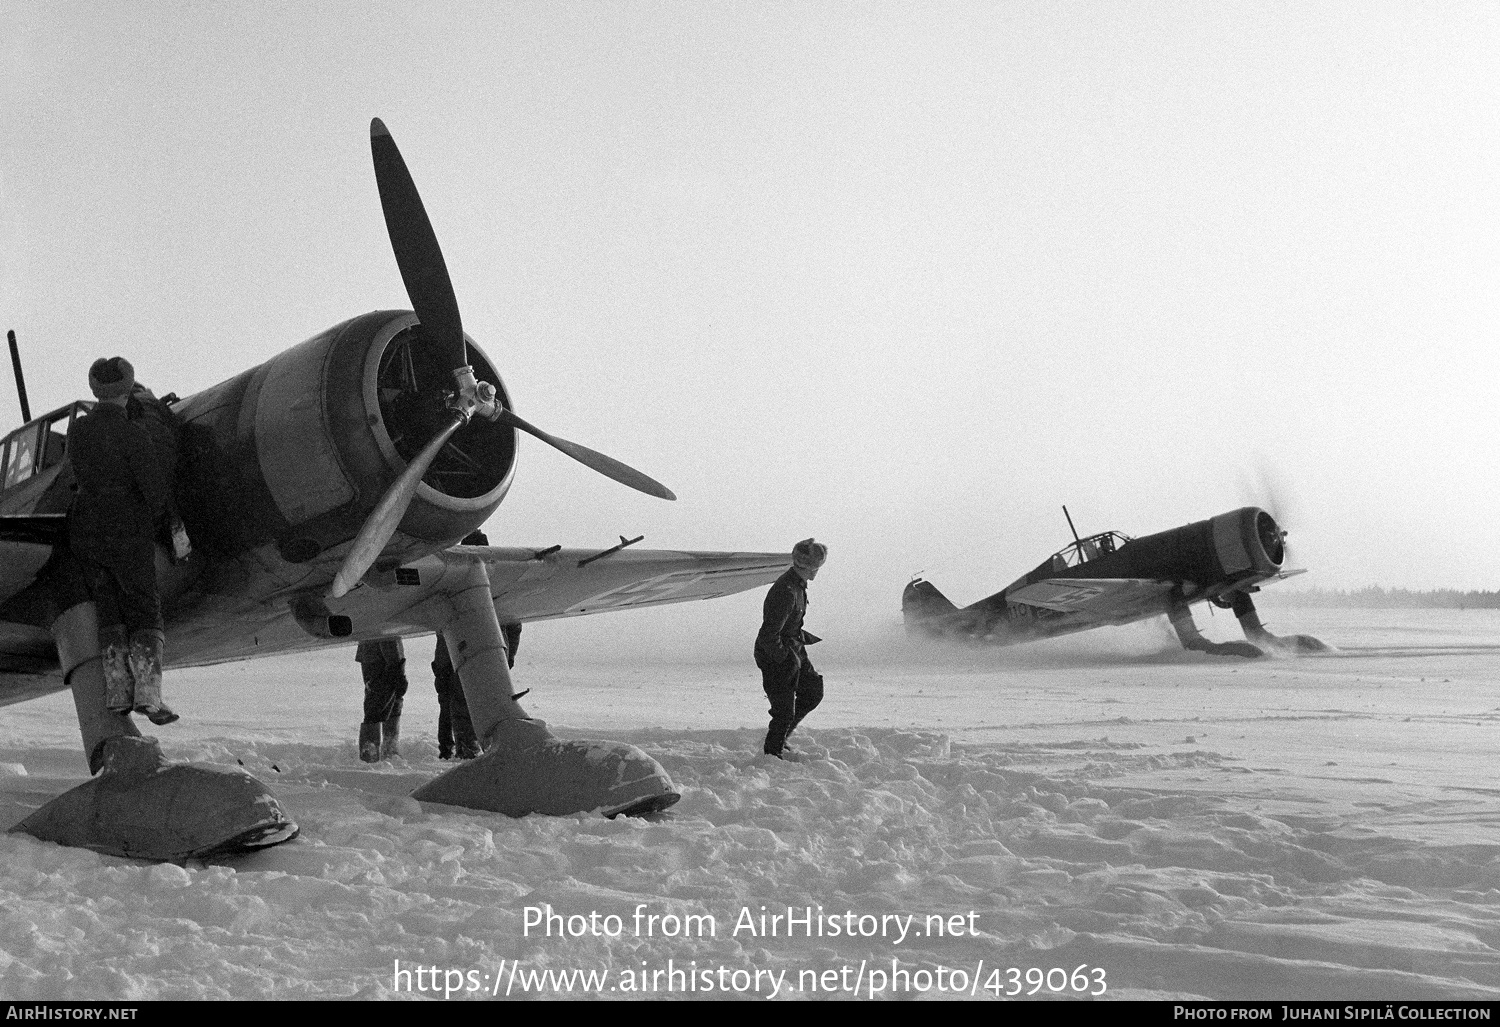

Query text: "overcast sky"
[4, 2, 1498, 634]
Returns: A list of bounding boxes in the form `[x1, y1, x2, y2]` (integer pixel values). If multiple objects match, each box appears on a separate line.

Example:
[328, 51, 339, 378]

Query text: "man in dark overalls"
[68, 357, 177, 725]
[432, 621, 519, 760]
[430, 635, 477, 760]
[356, 638, 407, 762]
[754, 538, 827, 759]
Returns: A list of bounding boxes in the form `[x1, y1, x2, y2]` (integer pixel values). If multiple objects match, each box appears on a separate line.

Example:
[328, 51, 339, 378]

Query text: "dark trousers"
[431, 625, 518, 755]
[433, 660, 477, 755]
[758, 651, 823, 756]
[361, 655, 408, 724]
[78, 541, 162, 641]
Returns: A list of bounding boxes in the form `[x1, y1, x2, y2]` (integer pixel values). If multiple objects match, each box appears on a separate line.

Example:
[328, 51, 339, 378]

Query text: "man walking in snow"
[754, 538, 827, 759]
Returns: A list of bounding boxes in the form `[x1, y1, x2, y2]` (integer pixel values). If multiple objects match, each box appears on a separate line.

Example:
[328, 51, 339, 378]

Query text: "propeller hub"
[447, 365, 502, 422]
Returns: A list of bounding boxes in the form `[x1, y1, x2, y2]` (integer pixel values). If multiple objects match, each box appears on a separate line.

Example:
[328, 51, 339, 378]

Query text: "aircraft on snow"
[0, 120, 789, 860]
[903, 506, 1328, 658]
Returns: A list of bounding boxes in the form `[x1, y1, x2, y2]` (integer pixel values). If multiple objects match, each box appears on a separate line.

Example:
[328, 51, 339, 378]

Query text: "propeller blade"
[370, 118, 466, 370]
[1239, 463, 1300, 566]
[1239, 463, 1298, 528]
[497, 408, 676, 501]
[329, 413, 466, 598]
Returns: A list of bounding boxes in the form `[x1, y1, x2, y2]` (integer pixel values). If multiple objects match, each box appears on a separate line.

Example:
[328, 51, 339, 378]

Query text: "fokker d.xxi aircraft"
[0, 120, 788, 860]
[903, 506, 1328, 658]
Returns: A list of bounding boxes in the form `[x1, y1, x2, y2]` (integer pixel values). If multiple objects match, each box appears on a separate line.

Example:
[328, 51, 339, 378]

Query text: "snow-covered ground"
[4, 605, 1500, 1001]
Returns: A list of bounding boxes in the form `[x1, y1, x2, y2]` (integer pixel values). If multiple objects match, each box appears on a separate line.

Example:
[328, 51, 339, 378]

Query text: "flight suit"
[754, 568, 823, 757]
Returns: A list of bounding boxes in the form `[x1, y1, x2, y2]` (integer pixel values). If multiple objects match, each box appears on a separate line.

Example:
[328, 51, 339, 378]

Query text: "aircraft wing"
[1006, 577, 1178, 621]
[0, 515, 68, 701]
[0, 538, 790, 706]
[175, 543, 790, 666]
[0, 526, 59, 598]
[355, 544, 790, 626]
[0, 515, 68, 614]
[477, 544, 788, 622]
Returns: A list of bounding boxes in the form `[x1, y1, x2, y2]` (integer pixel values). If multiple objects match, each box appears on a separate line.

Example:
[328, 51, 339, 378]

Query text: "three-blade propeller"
[329, 119, 674, 599]
[1241, 465, 1299, 571]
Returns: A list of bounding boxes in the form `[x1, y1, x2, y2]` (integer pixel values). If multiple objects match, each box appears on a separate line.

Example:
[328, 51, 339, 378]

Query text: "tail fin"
[902, 577, 958, 634]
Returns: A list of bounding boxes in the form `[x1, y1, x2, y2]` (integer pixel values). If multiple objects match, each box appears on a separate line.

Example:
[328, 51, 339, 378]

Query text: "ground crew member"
[356, 638, 407, 761]
[431, 635, 478, 761]
[754, 538, 827, 759]
[431, 617, 518, 760]
[68, 356, 177, 724]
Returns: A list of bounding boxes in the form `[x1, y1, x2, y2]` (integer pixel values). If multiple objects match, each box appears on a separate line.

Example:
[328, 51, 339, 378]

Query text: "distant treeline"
[1277, 587, 1500, 609]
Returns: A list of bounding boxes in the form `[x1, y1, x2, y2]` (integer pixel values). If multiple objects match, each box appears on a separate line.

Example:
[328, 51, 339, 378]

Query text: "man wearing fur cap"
[68, 356, 177, 725]
[754, 538, 827, 759]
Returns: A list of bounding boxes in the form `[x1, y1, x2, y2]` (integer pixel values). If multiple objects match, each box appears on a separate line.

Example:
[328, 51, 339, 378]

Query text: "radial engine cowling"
[1208, 506, 1285, 580]
[174, 311, 516, 565]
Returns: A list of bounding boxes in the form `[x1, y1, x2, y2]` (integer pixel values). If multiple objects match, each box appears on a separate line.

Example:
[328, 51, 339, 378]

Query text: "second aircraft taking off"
[902, 506, 1328, 658]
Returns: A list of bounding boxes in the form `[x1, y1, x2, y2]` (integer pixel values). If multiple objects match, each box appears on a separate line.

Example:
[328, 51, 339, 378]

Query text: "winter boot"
[100, 625, 134, 714]
[128, 631, 179, 725]
[358, 722, 382, 763]
[379, 717, 401, 760]
[451, 694, 480, 759]
[453, 733, 480, 760]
